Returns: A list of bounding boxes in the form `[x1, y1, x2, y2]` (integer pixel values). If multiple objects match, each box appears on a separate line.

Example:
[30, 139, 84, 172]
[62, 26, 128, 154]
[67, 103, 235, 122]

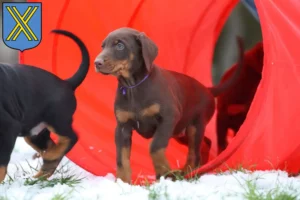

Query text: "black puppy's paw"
[33, 158, 61, 179]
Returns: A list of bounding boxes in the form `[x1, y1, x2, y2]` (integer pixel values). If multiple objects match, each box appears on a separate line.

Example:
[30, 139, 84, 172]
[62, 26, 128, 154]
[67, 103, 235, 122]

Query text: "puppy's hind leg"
[24, 128, 56, 159]
[182, 118, 205, 175]
[0, 110, 21, 183]
[40, 95, 78, 160]
[35, 96, 78, 179]
[33, 122, 78, 179]
[0, 133, 16, 183]
[24, 129, 61, 179]
[41, 123, 78, 162]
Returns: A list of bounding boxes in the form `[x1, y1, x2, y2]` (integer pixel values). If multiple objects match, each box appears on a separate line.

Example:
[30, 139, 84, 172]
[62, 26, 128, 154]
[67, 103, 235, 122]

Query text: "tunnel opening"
[211, 1, 263, 156]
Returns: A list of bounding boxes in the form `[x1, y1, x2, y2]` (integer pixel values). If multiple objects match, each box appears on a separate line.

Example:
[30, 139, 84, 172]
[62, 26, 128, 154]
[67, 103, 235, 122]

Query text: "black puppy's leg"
[36, 123, 77, 179]
[24, 128, 55, 159]
[24, 129, 61, 179]
[150, 118, 176, 180]
[216, 112, 230, 154]
[35, 95, 78, 178]
[115, 123, 132, 183]
[0, 111, 21, 183]
[182, 120, 204, 175]
[41, 123, 78, 162]
[0, 133, 17, 183]
[34, 118, 78, 179]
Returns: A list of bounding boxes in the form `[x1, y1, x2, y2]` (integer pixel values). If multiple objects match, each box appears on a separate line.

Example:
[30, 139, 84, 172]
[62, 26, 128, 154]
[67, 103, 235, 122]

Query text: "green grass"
[51, 191, 73, 200]
[24, 173, 82, 188]
[227, 170, 300, 200]
[2, 160, 83, 189]
[143, 170, 300, 200]
[51, 194, 69, 200]
[141, 164, 300, 200]
[243, 179, 298, 200]
[1, 160, 300, 200]
[215, 163, 258, 175]
[147, 184, 169, 200]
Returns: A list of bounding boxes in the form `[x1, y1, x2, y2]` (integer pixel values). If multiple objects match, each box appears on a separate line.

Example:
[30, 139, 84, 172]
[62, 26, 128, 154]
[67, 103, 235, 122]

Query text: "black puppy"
[0, 29, 90, 183]
[94, 27, 244, 183]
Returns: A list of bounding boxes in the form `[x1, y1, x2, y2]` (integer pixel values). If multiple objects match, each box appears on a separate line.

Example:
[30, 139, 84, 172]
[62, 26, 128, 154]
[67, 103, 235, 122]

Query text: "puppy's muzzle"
[94, 58, 109, 75]
[94, 58, 104, 71]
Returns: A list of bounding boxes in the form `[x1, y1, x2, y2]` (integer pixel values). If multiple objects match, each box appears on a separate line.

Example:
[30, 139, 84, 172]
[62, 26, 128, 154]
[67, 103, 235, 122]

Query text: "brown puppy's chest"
[115, 103, 162, 138]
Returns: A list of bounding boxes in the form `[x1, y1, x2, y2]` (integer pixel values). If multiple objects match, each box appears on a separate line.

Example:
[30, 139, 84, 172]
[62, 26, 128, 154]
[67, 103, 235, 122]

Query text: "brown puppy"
[216, 42, 264, 154]
[94, 27, 245, 183]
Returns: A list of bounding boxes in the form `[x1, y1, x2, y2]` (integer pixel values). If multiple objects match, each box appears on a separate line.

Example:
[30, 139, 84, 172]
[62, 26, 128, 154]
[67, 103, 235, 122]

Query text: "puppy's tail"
[51, 29, 90, 90]
[208, 36, 245, 97]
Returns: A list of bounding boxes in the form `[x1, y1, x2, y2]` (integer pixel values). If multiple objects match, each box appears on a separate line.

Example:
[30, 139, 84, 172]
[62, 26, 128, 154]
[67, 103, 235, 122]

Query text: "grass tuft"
[241, 173, 299, 200]
[147, 184, 169, 200]
[216, 163, 257, 175]
[2, 160, 83, 189]
[24, 162, 84, 189]
[24, 173, 82, 189]
[51, 192, 71, 200]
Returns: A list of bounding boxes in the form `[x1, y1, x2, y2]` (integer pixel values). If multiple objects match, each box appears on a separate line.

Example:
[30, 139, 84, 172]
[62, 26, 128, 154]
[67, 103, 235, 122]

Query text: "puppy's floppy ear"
[137, 32, 158, 72]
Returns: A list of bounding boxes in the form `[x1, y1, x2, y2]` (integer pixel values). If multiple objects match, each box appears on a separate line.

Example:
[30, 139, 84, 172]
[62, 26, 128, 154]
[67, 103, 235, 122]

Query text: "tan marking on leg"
[141, 103, 160, 117]
[151, 148, 171, 177]
[115, 109, 135, 123]
[116, 147, 132, 183]
[33, 170, 48, 179]
[0, 166, 7, 183]
[41, 127, 70, 161]
[33, 159, 61, 179]
[182, 126, 198, 174]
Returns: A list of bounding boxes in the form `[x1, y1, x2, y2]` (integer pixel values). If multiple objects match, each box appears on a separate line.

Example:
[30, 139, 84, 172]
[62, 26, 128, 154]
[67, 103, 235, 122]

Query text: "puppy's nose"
[94, 58, 104, 68]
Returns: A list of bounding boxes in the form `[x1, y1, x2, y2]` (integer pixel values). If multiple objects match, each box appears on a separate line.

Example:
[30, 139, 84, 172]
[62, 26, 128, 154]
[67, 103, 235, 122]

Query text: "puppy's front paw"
[163, 170, 183, 181]
[33, 159, 61, 179]
[0, 167, 7, 183]
[116, 167, 132, 184]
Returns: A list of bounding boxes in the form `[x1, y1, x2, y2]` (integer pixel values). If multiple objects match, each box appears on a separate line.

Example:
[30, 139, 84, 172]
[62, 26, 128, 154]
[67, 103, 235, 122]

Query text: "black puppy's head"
[94, 27, 158, 78]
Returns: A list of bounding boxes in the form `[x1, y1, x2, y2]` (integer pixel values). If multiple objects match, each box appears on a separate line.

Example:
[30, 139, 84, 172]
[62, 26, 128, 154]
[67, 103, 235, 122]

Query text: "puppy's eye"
[116, 42, 125, 51]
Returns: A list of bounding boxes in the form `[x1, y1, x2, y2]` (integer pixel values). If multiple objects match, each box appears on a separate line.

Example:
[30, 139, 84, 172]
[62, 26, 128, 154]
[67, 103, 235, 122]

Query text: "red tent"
[21, 0, 300, 183]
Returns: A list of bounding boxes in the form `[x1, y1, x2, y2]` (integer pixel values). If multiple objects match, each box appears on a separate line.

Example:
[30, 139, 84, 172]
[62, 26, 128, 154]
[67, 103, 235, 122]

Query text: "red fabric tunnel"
[20, 0, 300, 183]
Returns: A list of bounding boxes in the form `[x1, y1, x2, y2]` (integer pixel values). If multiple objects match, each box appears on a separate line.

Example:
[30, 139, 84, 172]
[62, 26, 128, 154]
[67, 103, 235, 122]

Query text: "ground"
[0, 138, 299, 200]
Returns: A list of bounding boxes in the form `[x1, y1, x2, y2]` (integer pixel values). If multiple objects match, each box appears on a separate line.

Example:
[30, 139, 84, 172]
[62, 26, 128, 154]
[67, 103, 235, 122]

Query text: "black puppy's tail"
[51, 29, 90, 90]
[208, 36, 245, 97]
